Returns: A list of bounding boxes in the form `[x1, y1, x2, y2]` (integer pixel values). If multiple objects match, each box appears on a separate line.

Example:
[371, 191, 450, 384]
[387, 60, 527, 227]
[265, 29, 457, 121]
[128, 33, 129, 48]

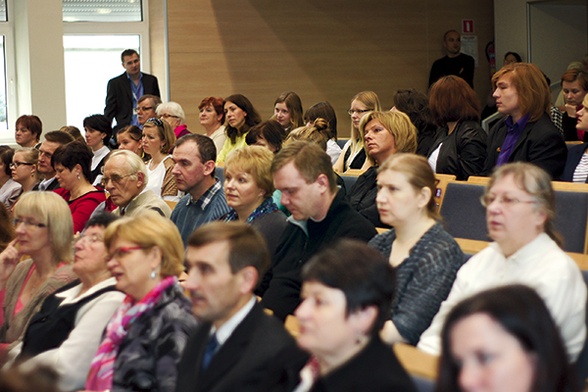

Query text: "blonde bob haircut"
[13, 191, 73, 263]
[104, 210, 184, 278]
[378, 153, 440, 220]
[359, 111, 417, 163]
[485, 162, 561, 247]
[143, 118, 177, 154]
[225, 146, 275, 196]
[491, 63, 551, 122]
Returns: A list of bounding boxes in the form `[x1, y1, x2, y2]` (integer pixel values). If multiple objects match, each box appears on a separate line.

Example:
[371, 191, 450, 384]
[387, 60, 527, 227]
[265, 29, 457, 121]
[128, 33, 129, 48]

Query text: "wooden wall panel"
[166, 0, 495, 137]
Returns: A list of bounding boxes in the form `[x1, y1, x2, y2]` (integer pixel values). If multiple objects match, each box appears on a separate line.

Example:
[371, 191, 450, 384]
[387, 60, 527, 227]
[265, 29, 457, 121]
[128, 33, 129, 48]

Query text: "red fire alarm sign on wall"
[462, 19, 474, 34]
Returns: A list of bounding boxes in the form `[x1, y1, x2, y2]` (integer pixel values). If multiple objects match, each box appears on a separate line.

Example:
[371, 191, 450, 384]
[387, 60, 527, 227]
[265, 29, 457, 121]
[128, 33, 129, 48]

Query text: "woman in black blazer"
[427, 76, 487, 180]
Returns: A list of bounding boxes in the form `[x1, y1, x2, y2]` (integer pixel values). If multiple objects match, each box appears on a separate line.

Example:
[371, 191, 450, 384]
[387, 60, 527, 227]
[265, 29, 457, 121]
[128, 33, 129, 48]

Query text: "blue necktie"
[201, 333, 219, 371]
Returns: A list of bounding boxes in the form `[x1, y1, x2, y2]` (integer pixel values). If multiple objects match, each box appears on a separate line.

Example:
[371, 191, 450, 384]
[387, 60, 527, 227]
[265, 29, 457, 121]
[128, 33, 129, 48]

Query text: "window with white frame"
[63, 0, 150, 128]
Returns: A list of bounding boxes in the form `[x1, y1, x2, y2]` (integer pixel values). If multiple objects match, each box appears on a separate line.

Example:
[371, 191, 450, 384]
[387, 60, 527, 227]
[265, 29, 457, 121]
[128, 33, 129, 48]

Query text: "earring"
[150, 269, 157, 279]
[77, 173, 81, 180]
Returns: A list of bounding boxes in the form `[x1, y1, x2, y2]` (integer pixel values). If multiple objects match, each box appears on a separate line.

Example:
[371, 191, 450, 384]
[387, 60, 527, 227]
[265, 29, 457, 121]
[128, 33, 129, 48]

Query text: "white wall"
[14, 0, 66, 133]
[494, 0, 587, 83]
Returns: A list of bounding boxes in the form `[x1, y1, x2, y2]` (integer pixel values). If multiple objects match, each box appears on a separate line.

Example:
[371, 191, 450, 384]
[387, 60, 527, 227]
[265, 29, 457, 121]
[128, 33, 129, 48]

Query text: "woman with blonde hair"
[348, 111, 418, 227]
[369, 153, 464, 345]
[333, 91, 381, 173]
[142, 117, 179, 201]
[0, 192, 77, 349]
[85, 212, 197, 392]
[223, 146, 287, 255]
[10, 148, 39, 205]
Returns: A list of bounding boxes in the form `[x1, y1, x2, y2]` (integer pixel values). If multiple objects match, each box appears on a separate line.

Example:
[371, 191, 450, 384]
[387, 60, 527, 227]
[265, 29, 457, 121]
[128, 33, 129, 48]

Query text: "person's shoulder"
[108, 72, 127, 84]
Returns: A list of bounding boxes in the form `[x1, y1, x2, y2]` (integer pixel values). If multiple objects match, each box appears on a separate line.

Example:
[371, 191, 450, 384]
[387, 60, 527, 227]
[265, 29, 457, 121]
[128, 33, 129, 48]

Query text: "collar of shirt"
[210, 296, 256, 346]
[187, 178, 223, 211]
[505, 113, 530, 135]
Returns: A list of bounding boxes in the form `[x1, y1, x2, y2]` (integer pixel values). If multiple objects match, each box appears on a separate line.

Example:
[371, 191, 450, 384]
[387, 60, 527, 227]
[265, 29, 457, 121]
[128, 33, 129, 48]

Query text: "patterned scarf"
[85, 276, 177, 390]
[223, 197, 278, 223]
[292, 355, 321, 392]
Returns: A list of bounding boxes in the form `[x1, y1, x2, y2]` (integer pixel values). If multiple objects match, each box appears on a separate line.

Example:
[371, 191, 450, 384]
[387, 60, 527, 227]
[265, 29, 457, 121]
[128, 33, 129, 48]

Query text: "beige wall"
[166, 0, 494, 137]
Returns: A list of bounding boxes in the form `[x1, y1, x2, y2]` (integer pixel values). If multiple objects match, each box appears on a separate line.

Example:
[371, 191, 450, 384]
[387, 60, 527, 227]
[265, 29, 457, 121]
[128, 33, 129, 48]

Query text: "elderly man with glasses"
[101, 150, 171, 217]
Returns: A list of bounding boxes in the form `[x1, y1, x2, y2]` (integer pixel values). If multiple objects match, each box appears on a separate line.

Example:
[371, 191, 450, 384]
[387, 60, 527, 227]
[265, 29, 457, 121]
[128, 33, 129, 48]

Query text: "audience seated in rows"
[14, 115, 42, 149]
[198, 97, 227, 154]
[102, 150, 171, 218]
[52, 141, 106, 233]
[427, 75, 487, 180]
[561, 93, 588, 182]
[348, 110, 417, 227]
[85, 212, 196, 391]
[370, 153, 464, 346]
[142, 117, 179, 201]
[217, 94, 261, 164]
[157, 101, 191, 139]
[170, 134, 230, 247]
[333, 91, 381, 173]
[483, 63, 567, 179]
[0, 192, 77, 350]
[294, 240, 417, 391]
[303, 102, 341, 165]
[222, 146, 287, 256]
[83, 114, 112, 186]
[272, 91, 304, 134]
[178, 221, 307, 392]
[7, 213, 124, 391]
[0, 147, 21, 210]
[393, 88, 437, 157]
[418, 162, 587, 361]
[34, 131, 75, 192]
[437, 285, 581, 392]
[258, 141, 376, 320]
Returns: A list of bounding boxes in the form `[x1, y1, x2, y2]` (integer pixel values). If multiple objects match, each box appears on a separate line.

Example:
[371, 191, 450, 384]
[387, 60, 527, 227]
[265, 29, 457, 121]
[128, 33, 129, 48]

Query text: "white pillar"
[14, 0, 66, 134]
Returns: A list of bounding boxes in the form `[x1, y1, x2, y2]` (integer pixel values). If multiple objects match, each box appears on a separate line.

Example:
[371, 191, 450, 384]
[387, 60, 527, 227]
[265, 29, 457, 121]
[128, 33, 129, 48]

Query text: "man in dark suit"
[104, 49, 160, 133]
[177, 222, 307, 392]
[34, 130, 74, 191]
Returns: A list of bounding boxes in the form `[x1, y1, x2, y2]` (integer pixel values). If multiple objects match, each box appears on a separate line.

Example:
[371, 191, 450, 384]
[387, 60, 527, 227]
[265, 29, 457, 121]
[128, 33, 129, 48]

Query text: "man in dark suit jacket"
[176, 222, 307, 392]
[104, 49, 160, 133]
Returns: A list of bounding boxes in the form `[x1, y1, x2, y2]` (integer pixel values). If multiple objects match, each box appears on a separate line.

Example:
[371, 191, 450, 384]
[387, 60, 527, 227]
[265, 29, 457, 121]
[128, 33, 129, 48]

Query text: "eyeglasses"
[160, 114, 179, 120]
[75, 232, 104, 245]
[134, 106, 154, 114]
[101, 173, 136, 185]
[480, 194, 538, 208]
[347, 109, 371, 116]
[145, 117, 164, 127]
[9, 161, 34, 169]
[107, 245, 146, 260]
[14, 217, 47, 229]
[39, 150, 53, 159]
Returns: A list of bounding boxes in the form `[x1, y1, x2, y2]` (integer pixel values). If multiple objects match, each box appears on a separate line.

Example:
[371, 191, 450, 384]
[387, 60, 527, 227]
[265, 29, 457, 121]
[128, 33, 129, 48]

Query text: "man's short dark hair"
[121, 49, 139, 62]
[43, 130, 74, 146]
[176, 134, 217, 177]
[188, 221, 270, 284]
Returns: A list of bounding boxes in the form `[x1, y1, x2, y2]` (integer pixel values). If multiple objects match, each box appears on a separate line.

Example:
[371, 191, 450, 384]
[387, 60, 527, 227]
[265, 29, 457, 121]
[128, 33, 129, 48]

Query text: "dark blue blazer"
[560, 142, 588, 182]
[104, 72, 160, 132]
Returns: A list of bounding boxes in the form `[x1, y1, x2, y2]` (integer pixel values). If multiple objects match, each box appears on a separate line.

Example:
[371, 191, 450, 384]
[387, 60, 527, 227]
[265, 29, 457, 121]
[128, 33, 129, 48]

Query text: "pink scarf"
[85, 276, 176, 390]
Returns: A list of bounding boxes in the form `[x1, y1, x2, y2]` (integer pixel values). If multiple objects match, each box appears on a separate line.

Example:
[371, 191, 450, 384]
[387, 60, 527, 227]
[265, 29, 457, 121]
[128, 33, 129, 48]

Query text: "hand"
[0, 239, 21, 287]
[565, 104, 578, 118]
